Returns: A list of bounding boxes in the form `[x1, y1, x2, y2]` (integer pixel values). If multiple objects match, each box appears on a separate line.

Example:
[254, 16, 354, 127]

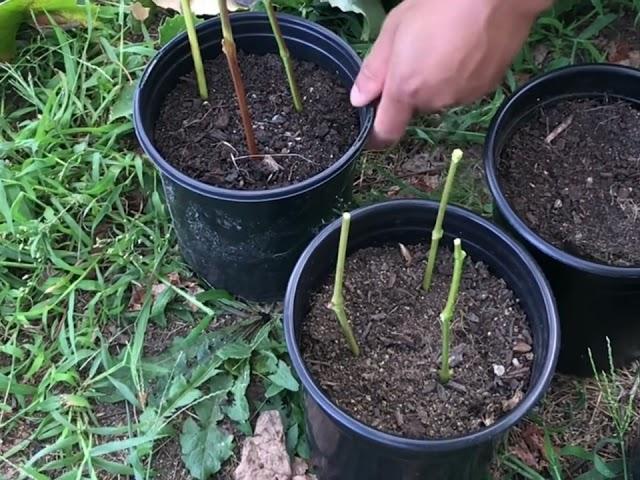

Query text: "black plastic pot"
[133, 13, 373, 302]
[284, 199, 560, 479]
[484, 64, 640, 376]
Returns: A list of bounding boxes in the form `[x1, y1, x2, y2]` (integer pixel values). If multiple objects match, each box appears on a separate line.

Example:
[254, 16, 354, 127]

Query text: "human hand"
[351, 0, 554, 148]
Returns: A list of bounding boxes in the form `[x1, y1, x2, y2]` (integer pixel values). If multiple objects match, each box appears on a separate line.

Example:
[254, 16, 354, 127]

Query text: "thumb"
[350, 15, 399, 107]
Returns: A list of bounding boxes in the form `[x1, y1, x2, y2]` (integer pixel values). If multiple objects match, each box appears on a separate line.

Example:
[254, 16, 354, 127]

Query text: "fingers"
[368, 84, 413, 149]
[350, 11, 400, 108]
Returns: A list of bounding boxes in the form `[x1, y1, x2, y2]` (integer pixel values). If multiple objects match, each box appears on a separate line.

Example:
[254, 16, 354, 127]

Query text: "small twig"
[218, 0, 259, 157]
[219, 141, 240, 158]
[397, 165, 444, 179]
[439, 238, 467, 384]
[545, 115, 573, 144]
[182, 105, 216, 128]
[423, 149, 463, 291]
[328, 213, 359, 356]
[232, 153, 314, 164]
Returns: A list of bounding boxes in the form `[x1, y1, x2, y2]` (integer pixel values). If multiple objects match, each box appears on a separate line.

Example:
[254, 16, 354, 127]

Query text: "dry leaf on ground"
[233, 411, 317, 480]
[291, 457, 317, 480]
[128, 272, 204, 312]
[508, 422, 548, 471]
[130, 1, 150, 20]
[128, 284, 145, 311]
[606, 40, 640, 68]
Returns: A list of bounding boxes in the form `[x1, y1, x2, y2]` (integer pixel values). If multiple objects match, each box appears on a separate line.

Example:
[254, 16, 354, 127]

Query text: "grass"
[0, 0, 639, 479]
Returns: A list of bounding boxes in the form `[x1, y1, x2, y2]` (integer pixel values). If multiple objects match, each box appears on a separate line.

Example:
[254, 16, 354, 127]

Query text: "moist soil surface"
[301, 243, 534, 439]
[154, 51, 359, 190]
[497, 97, 640, 266]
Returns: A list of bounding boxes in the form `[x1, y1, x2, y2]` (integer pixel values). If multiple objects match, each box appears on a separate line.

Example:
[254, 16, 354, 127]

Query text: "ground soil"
[497, 97, 640, 267]
[301, 243, 534, 439]
[154, 51, 359, 190]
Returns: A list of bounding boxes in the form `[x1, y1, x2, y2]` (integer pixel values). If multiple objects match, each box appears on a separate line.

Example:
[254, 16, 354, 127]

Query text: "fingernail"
[350, 83, 367, 107]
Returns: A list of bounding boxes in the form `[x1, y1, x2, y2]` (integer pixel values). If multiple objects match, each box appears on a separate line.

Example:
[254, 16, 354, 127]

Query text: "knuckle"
[429, 94, 456, 111]
[359, 60, 379, 82]
[390, 76, 423, 103]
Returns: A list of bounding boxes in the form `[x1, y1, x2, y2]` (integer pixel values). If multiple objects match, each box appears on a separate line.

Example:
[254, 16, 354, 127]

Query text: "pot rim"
[284, 198, 560, 452]
[484, 62, 640, 277]
[133, 12, 374, 203]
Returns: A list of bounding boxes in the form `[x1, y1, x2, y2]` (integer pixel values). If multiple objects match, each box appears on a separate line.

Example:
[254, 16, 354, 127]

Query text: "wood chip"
[513, 342, 532, 353]
[262, 155, 283, 173]
[502, 389, 524, 412]
[398, 243, 413, 265]
[394, 409, 404, 426]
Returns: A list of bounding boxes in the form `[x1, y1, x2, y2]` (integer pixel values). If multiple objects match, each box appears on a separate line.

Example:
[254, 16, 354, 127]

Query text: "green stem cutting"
[329, 212, 360, 356]
[264, 0, 303, 112]
[180, 0, 208, 99]
[439, 238, 466, 384]
[423, 148, 463, 291]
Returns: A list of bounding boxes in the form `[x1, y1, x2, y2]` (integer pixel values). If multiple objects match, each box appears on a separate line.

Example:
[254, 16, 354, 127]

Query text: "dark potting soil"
[498, 97, 640, 266]
[301, 243, 534, 439]
[153, 52, 359, 190]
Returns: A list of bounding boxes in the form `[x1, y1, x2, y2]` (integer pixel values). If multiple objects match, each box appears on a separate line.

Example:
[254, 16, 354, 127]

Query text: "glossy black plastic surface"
[284, 199, 560, 479]
[133, 13, 374, 301]
[484, 64, 640, 375]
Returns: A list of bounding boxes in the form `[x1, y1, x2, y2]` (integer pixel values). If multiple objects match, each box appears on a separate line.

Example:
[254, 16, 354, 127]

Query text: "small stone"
[262, 155, 283, 173]
[436, 383, 448, 401]
[467, 312, 480, 323]
[493, 364, 506, 376]
[271, 114, 286, 125]
[618, 188, 630, 200]
[316, 123, 330, 138]
[586, 176, 593, 185]
[525, 212, 538, 226]
[447, 381, 467, 394]
[553, 199, 563, 209]
[214, 112, 230, 129]
[255, 129, 269, 143]
[224, 171, 239, 183]
[512, 358, 521, 368]
[450, 355, 464, 368]
[394, 409, 404, 426]
[423, 381, 436, 394]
